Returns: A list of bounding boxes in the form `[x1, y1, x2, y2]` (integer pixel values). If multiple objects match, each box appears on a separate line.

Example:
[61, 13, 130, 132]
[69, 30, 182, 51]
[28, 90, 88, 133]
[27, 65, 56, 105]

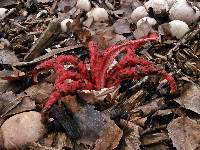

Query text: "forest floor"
[0, 0, 200, 150]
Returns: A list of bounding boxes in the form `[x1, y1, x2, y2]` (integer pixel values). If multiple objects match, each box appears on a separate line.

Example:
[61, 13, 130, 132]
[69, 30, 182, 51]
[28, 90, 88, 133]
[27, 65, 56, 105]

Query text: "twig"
[109, 76, 149, 119]
[9, 19, 28, 30]
[24, 18, 63, 61]
[0, 8, 16, 20]
[167, 22, 200, 59]
[13, 44, 84, 67]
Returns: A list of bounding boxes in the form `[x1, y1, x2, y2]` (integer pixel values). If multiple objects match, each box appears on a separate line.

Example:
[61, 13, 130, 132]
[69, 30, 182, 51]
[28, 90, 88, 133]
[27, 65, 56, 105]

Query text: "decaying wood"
[49, 105, 81, 139]
[13, 44, 84, 67]
[24, 18, 63, 61]
[167, 22, 200, 59]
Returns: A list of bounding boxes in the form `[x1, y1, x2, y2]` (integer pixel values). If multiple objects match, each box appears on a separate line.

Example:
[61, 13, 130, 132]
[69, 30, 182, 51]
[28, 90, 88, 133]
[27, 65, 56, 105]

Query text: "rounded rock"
[0, 8, 7, 19]
[131, 6, 148, 24]
[144, 0, 169, 15]
[166, 0, 176, 8]
[76, 0, 91, 11]
[1, 111, 45, 149]
[91, 8, 109, 22]
[169, 20, 189, 39]
[169, 1, 200, 25]
[137, 17, 157, 28]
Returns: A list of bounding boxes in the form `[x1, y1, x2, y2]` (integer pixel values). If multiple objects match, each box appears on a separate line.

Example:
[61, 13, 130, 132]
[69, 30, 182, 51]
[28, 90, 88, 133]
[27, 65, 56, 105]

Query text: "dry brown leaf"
[75, 105, 110, 146]
[0, 91, 20, 118]
[0, 43, 4, 50]
[62, 95, 81, 113]
[41, 132, 56, 148]
[120, 0, 142, 17]
[167, 117, 200, 150]
[57, 0, 76, 13]
[90, 22, 126, 49]
[71, 18, 92, 43]
[131, 98, 165, 118]
[94, 116, 123, 150]
[74, 105, 122, 149]
[0, 79, 9, 93]
[113, 19, 131, 35]
[174, 83, 200, 114]
[120, 120, 141, 150]
[6, 96, 35, 116]
[152, 109, 173, 117]
[77, 87, 118, 104]
[56, 132, 73, 149]
[24, 18, 62, 61]
[23, 82, 54, 104]
[0, 69, 26, 81]
[62, 97, 122, 149]
[141, 132, 169, 146]
[142, 144, 170, 150]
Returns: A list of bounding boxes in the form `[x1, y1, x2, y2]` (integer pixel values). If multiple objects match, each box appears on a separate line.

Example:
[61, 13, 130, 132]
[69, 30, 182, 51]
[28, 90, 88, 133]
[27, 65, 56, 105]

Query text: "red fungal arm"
[56, 55, 78, 64]
[36, 58, 54, 70]
[106, 41, 176, 93]
[94, 33, 159, 90]
[43, 90, 61, 110]
[88, 41, 100, 84]
[134, 63, 176, 93]
[162, 73, 176, 93]
[56, 80, 80, 93]
[77, 61, 87, 80]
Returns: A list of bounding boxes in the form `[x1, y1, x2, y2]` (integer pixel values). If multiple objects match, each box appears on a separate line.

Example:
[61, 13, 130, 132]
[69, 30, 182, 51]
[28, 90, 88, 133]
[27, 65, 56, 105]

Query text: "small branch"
[13, 44, 84, 67]
[167, 22, 200, 59]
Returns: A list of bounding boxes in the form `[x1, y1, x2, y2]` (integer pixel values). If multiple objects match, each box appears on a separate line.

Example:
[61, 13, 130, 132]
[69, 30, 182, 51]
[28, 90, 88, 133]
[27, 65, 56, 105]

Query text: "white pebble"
[169, 1, 200, 24]
[90, 8, 109, 22]
[131, 6, 148, 24]
[169, 20, 189, 39]
[76, 0, 91, 11]
[144, 0, 169, 15]
[166, 0, 176, 8]
[0, 8, 8, 19]
[137, 17, 157, 28]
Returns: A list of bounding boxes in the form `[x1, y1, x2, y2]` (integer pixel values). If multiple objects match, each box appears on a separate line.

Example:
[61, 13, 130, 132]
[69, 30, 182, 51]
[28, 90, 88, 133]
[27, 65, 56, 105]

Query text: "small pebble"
[1, 111, 45, 149]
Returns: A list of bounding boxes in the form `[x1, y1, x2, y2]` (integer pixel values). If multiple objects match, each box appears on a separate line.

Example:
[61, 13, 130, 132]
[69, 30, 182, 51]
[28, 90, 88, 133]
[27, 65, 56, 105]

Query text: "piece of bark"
[49, 105, 81, 139]
[141, 132, 169, 146]
[119, 120, 141, 150]
[13, 44, 83, 68]
[24, 18, 62, 61]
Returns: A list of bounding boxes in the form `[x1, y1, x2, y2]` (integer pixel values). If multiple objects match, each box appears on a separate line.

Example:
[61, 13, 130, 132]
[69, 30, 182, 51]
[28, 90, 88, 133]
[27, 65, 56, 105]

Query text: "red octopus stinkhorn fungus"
[34, 33, 176, 110]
